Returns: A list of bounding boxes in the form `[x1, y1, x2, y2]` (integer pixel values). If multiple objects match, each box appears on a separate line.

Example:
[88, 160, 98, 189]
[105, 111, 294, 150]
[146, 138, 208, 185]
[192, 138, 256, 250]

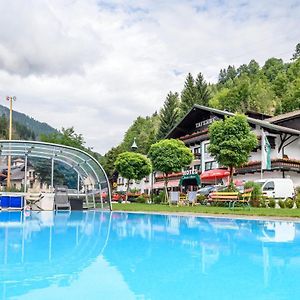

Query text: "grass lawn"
[112, 203, 300, 218]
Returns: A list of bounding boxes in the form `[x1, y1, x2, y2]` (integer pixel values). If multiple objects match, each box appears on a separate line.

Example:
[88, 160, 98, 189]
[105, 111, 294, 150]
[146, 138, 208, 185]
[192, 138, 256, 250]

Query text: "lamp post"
[131, 137, 138, 151]
[6, 96, 16, 190]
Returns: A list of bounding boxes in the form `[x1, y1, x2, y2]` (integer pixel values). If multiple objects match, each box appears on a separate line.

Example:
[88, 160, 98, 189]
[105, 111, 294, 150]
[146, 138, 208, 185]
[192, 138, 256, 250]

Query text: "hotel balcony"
[236, 158, 300, 174]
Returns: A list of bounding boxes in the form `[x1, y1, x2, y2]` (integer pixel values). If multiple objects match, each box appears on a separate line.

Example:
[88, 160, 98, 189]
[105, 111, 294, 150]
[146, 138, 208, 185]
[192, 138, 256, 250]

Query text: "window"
[194, 147, 201, 154]
[194, 165, 201, 172]
[263, 181, 275, 191]
[204, 143, 209, 154]
[205, 161, 217, 171]
[194, 147, 201, 159]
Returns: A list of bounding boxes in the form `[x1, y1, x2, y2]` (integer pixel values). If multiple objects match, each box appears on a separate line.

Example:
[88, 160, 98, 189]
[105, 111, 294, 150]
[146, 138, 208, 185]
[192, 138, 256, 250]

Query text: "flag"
[261, 129, 271, 170]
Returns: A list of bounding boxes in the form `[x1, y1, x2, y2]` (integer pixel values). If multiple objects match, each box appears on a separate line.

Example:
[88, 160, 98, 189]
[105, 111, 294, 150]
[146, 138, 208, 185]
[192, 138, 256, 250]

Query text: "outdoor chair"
[54, 186, 71, 210]
[187, 191, 197, 206]
[25, 193, 44, 210]
[169, 191, 180, 206]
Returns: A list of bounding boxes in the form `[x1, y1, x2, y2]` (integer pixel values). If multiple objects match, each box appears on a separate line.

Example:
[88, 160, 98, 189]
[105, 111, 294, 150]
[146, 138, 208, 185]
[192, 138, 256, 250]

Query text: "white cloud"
[0, 0, 299, 153]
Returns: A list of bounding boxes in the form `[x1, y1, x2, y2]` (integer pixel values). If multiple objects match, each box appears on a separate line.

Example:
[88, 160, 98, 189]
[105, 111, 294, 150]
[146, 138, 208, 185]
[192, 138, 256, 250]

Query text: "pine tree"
[157, 92, 180, 140]
[195, 72, 211, 106]
[180, 73, 197, 116]
[218, 68, 227, 84]
[291, 43, 300, 61]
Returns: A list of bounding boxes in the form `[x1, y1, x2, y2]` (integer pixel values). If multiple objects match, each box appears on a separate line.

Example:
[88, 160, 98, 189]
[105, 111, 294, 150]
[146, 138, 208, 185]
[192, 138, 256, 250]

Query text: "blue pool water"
[0, 211, 300, 300]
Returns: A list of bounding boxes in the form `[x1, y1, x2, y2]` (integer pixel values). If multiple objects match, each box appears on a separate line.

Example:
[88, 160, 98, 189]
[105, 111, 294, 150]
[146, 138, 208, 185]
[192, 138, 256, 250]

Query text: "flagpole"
[261, 128, 264, 180]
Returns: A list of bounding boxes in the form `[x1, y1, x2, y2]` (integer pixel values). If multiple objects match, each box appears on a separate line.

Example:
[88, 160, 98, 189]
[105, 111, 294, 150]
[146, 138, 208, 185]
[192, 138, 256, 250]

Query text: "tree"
[40, 127, 85, 150]
[247, 59, 260, 76]
[218, 75, 251, 112]
[157, 92, 180, 140]
[99, 145, 123, 181]
[262, 58, 285, 82]
[148, 139, 193, 202]
[218, 68, 227, 84]
[208, 114, 257, 187]
[248, 79, 276, 114]
[218, 66, 237, 85]
[121, 114, 160, 154]
[180, 73, 197, 116]
[195, 72, 211, 106]
[226, 65, 237, 81]
[115, 152, 152, 201]
[209, 88, 230, 109]
[291, 43, 300, 61]
[281, 79, 300, 112]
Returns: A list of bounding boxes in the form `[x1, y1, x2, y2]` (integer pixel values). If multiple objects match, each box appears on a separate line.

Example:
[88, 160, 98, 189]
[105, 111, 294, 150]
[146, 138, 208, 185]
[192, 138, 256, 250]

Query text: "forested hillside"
[0, 105, 57, 138]
[101, 43, 300, 179]
[0, 114, 36, 140]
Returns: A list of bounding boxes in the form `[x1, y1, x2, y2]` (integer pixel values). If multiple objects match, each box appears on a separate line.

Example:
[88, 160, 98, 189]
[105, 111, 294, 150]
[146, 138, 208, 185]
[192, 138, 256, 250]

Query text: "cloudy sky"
[0, 0, 299, 154]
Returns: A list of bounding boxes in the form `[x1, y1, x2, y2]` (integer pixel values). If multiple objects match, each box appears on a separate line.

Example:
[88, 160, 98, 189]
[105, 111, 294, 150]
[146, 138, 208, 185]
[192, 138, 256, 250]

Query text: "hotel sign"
[183, 169, 198, 176]
[195, 116, 218, 129]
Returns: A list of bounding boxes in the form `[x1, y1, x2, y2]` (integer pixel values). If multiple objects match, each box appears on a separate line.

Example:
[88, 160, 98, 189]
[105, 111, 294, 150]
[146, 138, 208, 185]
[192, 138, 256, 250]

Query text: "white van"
[255, 178, 295, 199]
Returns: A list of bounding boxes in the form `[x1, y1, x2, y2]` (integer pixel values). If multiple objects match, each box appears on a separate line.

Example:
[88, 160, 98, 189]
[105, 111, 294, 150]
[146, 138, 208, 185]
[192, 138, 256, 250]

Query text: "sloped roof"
[167, 105, 300, 138]
[266, 110, 300, 123]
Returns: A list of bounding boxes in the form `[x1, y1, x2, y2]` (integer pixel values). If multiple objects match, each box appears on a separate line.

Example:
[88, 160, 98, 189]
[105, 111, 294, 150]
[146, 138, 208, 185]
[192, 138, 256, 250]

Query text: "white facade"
[116, 107, 300, 191]
[116, 175, 153, 195]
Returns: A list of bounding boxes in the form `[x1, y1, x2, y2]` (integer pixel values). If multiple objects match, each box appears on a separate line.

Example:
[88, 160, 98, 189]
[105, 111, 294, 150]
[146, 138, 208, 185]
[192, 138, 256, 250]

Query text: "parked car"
[255, 178, 295, 199]
[196, 185, 226, 197]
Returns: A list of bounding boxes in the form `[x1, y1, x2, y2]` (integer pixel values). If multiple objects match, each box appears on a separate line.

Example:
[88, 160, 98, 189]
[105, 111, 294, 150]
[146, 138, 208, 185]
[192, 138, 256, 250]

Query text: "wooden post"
[6, 96, 15, 190]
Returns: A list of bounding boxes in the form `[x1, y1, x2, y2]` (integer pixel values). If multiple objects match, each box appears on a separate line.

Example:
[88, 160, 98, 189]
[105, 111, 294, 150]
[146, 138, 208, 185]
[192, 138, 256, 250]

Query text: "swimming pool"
[0, 211, 299, 300]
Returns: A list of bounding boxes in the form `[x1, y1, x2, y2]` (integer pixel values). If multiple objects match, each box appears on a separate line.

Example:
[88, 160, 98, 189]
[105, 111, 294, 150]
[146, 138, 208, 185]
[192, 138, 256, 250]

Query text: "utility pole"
[6, 96, 16, 190]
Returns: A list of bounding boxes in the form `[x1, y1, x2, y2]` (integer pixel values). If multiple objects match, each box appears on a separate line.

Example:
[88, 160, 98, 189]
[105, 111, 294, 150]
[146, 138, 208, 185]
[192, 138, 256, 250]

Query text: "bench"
[208, 192, 239, 208]
[208, 188, 253, 209]
[237, 188, 253, 208]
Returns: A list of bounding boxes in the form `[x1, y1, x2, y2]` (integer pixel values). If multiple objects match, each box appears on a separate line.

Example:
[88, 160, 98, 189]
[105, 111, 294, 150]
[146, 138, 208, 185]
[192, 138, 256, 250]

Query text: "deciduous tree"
[148, 139, 193, 201]
[115, 152, 152, 201]
[208, 114, 257, 187]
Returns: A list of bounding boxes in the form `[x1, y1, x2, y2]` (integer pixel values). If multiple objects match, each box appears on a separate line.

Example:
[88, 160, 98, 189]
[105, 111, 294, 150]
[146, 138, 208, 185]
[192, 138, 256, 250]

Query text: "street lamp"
[6, 96, 16, 190]
[131, 137, 138, 151]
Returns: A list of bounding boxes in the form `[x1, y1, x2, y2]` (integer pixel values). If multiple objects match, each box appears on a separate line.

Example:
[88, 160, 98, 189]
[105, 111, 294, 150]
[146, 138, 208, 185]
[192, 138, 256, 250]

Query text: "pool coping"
[112, 210, 300, 222]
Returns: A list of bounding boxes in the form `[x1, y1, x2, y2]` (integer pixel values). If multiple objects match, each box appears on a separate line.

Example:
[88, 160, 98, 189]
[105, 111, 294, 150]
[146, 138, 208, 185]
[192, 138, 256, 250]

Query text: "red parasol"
[200, 169, 230, 180]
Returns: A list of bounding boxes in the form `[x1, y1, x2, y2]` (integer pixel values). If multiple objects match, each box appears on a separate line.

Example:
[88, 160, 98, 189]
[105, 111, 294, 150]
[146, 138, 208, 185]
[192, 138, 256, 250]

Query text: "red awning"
[153, 179, 179, 189]
[200, 169, 230, 180]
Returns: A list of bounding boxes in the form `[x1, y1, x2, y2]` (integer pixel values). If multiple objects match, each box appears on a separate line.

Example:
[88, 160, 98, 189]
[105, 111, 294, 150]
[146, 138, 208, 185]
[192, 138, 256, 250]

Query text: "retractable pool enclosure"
[0, 140, 112, 210]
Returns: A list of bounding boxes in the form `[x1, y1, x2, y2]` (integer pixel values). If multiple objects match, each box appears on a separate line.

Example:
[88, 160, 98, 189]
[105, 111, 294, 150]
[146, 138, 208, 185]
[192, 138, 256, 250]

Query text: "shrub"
[159, 191, 167, 203]
[197, 194, 207, 205]
[153, 195, 161, 204]
[259, 198, 267, 208]
[136, 195, 146, 204]
[153, 191, 166, 204]
[285, 198, 294, 209]
[296, 199, 300, 209]
[129, 187, 141, 194]
[244, 181, 262, 207]
[268, 198, 276, 208]
[278, 199, 285, 209]
[295, 186, 300, 196]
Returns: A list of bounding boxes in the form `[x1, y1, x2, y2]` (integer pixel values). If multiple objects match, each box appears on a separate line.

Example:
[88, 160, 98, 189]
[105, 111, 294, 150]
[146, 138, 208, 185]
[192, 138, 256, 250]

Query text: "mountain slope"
[0, 104, 58, 138]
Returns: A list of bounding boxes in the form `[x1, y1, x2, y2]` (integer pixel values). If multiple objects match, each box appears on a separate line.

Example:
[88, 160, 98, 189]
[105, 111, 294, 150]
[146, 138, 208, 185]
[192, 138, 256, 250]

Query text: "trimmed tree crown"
[114, 152, 152, 181]
[208, 114, 258, 168]
[148, 139, 193, 174]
